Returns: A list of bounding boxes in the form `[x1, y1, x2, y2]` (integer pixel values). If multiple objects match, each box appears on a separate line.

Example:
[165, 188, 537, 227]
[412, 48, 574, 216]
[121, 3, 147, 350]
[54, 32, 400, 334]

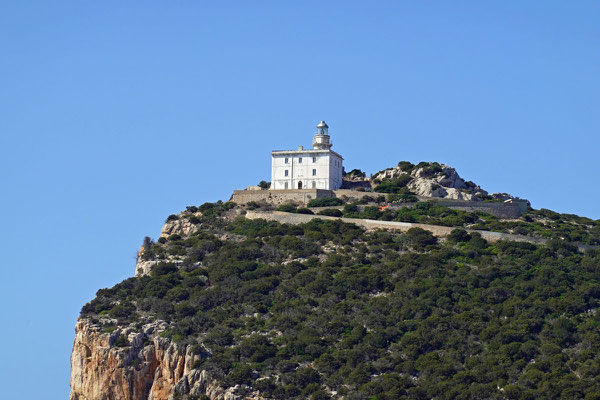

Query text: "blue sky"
[1, 2, 599, 398]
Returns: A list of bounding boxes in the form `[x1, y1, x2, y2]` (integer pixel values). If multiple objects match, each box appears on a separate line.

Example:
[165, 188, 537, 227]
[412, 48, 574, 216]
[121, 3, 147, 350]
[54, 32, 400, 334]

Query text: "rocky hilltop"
[71, 163, 600, 400]
[345, 161, 524, 203]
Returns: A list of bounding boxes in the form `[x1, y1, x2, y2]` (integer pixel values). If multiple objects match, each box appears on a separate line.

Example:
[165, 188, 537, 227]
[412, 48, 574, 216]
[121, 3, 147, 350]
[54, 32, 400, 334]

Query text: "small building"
[271, 121, 344, 190]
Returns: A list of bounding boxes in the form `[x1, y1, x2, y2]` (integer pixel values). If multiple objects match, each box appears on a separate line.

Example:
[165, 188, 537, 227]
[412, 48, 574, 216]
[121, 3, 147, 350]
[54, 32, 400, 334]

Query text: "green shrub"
[112, 334, 130, 348]
[345, 169, 366, 178]
[447, 228, 471, 243]
[109, 302, 136, 319]
[397, 161, 415, 172]
[307, 197, 344, 207]
[318, 209, 343, 217]
[373, 175, 412, 193]
[276, 204, 297, 213]
[343, 204, 359, 213]
[359, 195, 376, 204]
[151, 262, 178, 276]
[415, 161, 443, 177]
[359, 206, 382, 220]
[386, 193, 418, 203]
[224, 364, 254, 386]
[246, 201, 260, 210]
[405, 227, 438, 250]
[297, 208, 314, 215]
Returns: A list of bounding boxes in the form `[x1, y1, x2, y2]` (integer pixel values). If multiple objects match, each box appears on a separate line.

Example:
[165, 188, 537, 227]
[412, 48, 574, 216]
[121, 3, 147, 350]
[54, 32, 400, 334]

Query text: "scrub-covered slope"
[72, 200, 600, 399]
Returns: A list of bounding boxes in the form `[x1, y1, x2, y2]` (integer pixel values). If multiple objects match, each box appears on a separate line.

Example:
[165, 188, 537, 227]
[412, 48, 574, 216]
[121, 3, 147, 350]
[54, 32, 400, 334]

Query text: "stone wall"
[231, 189, 335, 205]
[233, 188, 527, 218]
[422, 199, 527, 219]
[245, 210, 548, 246]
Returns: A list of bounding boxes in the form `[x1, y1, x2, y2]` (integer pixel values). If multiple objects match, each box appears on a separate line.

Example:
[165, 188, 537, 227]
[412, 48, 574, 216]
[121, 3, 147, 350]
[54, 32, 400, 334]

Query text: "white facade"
[271, 121, 344, 190]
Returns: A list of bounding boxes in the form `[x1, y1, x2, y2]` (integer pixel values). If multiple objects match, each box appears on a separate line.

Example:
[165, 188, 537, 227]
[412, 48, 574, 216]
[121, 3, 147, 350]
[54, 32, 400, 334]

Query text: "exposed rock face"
[134, 215, 199, 277]
[70, 319, 253, 400]
[161, 217, 198, 238]
[135, 260, 162, 277]
[373, 162, 496, 201]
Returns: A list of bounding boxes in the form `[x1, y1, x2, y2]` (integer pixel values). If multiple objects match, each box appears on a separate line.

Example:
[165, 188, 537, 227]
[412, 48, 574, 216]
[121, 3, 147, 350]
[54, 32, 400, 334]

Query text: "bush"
[345, 169, 366, 178]
[374, 175, 412, 193]
[112, 334, 130, 347]
[224, 364, 254, 386]
[447, 229, 471, 243]
[307, 197, 344, 207]
[405, 227, 438, 250]
[416, 161, 443, 177]
[387, 193, 418, 203]
[343, 204, 359, 214]
[258, 181, 270, 189]
[297, 208, 314, 215]
[166, 214, 178, 222]
[151, 262, 178, 276]
[318, 209, 343, 217]
[397, 161, 415, 172]
[246, 201, 260, 210]
[276, 204, 297, 213]
[359, 206, 383, 220]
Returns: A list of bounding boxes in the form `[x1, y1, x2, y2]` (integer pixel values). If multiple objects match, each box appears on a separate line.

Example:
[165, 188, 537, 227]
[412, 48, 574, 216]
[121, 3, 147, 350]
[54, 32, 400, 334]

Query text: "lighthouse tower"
[312, 121, 333, 150]
[270, 121, 344, 190]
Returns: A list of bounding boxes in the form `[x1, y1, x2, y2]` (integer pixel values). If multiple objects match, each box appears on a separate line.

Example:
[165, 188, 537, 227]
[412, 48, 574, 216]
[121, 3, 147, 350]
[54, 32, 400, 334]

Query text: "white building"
[271, 121, 344, 190]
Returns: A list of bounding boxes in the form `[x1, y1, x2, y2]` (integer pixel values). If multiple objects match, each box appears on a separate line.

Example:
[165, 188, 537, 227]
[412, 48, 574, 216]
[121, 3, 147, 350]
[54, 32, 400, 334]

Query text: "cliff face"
[69, 319, 245, 400]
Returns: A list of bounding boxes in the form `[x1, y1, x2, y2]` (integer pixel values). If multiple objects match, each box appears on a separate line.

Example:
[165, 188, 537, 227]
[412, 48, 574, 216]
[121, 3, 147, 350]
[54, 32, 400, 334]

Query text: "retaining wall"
[233, 188, 527, 219]
[232, 189, 335, 205]
[427, 199, 528, 219]
[334, 190, 527, 219]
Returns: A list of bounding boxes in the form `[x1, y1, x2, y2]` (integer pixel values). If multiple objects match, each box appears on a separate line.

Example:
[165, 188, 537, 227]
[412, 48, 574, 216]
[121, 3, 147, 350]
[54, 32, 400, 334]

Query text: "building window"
[313, 156, 316, 163]
[312, 181, 316, 188]
[299, 157, 302, 163]
[285, 182, 288, 189]
[285, 157, 288, 164]
[285, 170, 289, 177]
[312, 169, 316, 176]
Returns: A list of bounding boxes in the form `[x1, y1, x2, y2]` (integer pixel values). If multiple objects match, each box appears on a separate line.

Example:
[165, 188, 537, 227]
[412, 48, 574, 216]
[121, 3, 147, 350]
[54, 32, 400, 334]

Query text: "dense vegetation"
[82, 201, 600, 399]
[274, 197, 600, 245]
[338, 202, 600, 246]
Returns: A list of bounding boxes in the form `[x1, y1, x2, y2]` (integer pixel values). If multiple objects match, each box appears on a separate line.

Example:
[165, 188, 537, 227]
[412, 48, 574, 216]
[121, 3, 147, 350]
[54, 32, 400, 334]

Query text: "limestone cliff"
[70, 319, 256, 400]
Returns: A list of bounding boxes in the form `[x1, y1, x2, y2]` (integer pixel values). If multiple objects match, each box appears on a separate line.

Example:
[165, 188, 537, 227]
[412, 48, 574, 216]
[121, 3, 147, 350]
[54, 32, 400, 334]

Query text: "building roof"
[271, 148, 343, 160]
[317, 120, 329, 129]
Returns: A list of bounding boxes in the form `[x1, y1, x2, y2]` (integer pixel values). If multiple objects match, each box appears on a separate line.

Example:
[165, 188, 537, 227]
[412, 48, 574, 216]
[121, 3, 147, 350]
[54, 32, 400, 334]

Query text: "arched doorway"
[298, 181, 303, 189]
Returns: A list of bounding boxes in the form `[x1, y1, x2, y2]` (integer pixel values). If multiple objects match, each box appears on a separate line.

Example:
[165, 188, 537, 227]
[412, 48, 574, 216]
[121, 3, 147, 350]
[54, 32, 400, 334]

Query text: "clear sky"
[1, 1, 599, 398]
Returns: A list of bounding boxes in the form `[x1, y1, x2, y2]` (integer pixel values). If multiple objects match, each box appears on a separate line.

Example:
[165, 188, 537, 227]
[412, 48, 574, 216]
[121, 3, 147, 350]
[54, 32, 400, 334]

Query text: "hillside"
[71, 196, 600, 399]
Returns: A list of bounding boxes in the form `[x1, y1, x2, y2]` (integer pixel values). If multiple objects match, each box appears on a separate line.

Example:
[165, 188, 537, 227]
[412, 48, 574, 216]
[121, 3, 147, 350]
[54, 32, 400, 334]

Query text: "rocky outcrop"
[70, 319, 255, 400]
[372, 162, 521, 202]
[160, 217, 198, 238]
[135, 260, 162, 277]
